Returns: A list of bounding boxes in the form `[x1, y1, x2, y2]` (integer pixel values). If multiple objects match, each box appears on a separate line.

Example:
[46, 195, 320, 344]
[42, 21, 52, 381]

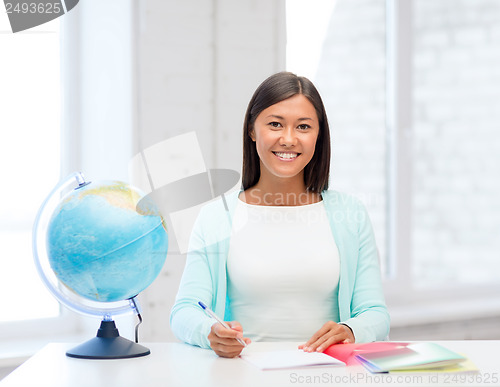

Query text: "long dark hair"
[242, 72, 331, 193]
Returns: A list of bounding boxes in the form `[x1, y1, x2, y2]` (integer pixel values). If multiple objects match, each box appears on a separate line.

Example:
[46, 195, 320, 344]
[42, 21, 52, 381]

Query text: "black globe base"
[66, 320, 150, 360]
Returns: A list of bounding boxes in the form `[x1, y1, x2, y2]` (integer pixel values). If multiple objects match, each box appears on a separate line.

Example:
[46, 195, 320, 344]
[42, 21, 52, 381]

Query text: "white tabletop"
[1, 341, 499, 387]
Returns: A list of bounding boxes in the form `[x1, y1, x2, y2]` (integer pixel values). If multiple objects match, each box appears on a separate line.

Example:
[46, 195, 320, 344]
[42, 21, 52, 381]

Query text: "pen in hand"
[198, 301, 247, 347]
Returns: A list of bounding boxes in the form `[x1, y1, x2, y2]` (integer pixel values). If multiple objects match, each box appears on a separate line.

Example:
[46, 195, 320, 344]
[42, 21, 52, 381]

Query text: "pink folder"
[323, 342, 410, 366]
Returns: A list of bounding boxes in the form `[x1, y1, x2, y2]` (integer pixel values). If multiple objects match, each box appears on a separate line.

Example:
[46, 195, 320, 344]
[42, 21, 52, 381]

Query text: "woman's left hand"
[299, 321, 355, 353]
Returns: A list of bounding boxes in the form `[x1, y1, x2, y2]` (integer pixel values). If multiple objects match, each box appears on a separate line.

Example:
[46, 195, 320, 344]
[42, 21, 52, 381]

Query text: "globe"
[33, 172, 168, 359]
[47, 180, 168, 303]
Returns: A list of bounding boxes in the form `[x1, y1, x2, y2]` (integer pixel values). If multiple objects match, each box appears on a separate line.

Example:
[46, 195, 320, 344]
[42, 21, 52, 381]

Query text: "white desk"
[1, 341, 499, 387]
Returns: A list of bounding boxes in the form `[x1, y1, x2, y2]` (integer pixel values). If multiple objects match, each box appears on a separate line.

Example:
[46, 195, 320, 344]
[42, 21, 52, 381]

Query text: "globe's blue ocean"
[46, 181, 168, 302]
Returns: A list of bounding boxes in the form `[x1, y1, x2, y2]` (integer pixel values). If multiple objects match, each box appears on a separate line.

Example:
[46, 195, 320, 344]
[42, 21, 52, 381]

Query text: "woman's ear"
[249, 127, 256, 141]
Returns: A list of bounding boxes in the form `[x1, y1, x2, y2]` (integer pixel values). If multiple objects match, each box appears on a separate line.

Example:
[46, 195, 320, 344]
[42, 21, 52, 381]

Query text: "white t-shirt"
[227, 198, 340, 342]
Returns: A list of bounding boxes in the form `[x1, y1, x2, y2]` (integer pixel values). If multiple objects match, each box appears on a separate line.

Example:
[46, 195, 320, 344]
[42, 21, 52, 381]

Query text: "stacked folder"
[324, 342, 477, 374]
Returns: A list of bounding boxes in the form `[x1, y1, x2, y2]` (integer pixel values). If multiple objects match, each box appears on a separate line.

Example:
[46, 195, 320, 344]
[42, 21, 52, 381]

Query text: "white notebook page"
[241, 350, 345, 370]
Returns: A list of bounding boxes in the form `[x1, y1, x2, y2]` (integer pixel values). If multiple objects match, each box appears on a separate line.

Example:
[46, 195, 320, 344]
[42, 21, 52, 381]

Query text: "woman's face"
[250, 94, 320, 185]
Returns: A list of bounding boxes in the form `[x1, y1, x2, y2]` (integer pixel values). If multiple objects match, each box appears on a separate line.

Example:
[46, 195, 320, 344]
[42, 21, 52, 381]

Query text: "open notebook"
[241, 350, 345, 370]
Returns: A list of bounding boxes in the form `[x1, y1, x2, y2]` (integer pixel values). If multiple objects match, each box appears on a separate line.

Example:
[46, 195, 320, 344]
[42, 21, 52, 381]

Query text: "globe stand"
[66, 320, 150, 360]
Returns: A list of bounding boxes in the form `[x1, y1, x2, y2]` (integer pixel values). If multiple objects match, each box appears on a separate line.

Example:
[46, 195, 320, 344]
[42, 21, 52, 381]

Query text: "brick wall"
[314, 0, 500, 288]
[412, 0, 500, 287]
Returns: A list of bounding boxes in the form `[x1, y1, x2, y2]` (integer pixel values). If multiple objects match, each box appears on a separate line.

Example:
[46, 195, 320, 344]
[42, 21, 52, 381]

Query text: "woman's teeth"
[273, 152, 298, 159]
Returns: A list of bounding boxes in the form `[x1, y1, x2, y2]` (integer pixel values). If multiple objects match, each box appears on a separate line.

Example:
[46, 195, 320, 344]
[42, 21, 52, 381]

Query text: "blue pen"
[198, 301, 247, 347]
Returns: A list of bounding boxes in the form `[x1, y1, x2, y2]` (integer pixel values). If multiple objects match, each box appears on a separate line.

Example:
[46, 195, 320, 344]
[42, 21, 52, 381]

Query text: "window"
[286, 0, 500, 310]
[0, 0, 136, 351]
[410, 0, 500, 290]
[286, 0, 388, 273]
[0, 12, 61, 323]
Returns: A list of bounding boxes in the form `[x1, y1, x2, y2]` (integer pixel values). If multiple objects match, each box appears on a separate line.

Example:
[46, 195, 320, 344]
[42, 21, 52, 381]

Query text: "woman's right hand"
[208, 321, 251, 358]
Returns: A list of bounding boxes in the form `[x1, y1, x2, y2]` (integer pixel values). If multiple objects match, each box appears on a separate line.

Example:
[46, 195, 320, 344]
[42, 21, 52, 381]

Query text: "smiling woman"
[247, 94, 320, 200]
[242, 72, 331, 199]
[170, 72, 390, 358]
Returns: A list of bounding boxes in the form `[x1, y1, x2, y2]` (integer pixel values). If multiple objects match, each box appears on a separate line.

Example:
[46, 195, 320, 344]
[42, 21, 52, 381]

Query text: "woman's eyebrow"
[265, 114, 285, 120]
[265, 115, 313, 121]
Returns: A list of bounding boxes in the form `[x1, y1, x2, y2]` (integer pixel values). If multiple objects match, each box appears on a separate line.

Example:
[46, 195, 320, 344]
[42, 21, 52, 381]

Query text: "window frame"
[383, 0, 500, 311]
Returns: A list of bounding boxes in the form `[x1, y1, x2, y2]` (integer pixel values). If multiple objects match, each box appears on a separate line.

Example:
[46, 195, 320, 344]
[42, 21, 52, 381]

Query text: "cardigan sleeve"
[340, 199, 390, 342]
[169, 209, 216, 349]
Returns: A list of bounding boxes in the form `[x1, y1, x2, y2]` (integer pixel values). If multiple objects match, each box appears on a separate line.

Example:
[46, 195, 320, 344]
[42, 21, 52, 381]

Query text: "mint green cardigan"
[170, 190, 390, 348]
